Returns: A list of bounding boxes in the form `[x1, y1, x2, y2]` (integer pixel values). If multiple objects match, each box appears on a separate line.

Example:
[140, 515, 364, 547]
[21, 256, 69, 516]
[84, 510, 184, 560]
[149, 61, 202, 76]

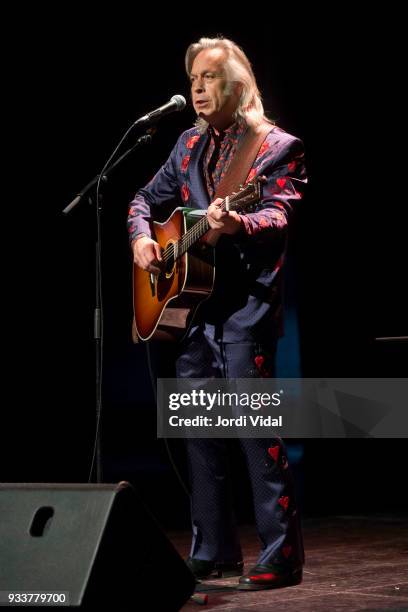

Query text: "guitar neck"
[162, 181, 260, 264]
[160, 212, 211, 270]
[178, 213, 211, 256]
[178, 193, 244, 256]
[161, 203, 220, 263]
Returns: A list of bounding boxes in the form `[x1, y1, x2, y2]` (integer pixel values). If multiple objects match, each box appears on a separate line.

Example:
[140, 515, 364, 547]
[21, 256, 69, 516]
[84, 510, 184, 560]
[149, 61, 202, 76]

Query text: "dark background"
[3, 8, 407, 528]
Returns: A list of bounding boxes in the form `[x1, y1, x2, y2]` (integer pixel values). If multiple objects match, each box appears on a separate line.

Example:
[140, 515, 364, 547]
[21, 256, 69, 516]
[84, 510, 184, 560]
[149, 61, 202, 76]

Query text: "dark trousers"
[175, 328, 304, 567]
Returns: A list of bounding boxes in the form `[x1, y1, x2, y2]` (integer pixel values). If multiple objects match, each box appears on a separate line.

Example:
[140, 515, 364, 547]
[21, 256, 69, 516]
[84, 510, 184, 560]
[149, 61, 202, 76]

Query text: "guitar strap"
[213, 122, 274, 199]
[132, 122, 274, 343]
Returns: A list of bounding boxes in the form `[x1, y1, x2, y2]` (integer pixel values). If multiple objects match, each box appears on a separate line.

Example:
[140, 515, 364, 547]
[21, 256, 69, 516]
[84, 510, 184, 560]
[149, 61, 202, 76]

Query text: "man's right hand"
[132, 236, 162, 274]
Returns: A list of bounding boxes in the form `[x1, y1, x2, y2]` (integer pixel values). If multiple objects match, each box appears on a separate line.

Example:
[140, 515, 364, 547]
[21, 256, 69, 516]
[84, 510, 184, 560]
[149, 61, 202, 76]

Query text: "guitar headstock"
[228, 176, 266, 214]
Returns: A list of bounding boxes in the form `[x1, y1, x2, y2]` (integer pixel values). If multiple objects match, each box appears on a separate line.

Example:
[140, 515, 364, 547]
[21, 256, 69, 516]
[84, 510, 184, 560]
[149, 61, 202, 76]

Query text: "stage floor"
[169, 515, 408, 611]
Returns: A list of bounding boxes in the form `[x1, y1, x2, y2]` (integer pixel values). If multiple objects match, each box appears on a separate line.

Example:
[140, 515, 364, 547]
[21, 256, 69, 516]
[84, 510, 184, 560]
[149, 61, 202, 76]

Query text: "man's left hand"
[207, 198, 243, 235]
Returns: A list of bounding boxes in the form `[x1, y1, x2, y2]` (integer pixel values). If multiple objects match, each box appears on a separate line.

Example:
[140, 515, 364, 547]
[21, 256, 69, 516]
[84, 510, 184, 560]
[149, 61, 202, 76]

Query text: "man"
[128, 36, 306, 590]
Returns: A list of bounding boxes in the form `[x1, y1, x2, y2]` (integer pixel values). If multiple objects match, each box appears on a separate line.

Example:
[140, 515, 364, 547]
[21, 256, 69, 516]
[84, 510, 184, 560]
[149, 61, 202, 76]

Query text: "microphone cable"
[88, 114, 142, 483]
[87, 96, 186, 483]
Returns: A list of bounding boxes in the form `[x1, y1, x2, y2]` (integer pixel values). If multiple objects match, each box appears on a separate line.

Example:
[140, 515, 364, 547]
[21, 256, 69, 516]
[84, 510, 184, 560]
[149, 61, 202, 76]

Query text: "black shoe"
[186, 557, 244, 580]
[238, 563, 302, 590]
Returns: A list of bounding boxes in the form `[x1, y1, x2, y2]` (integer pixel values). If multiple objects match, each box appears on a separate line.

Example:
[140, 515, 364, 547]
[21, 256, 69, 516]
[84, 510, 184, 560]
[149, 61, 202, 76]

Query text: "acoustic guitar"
[133, 177, 263, 341]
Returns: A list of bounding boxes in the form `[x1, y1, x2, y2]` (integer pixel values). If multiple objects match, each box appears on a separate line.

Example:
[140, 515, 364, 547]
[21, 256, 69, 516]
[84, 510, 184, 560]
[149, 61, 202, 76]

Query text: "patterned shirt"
[203, 122, 247, 200]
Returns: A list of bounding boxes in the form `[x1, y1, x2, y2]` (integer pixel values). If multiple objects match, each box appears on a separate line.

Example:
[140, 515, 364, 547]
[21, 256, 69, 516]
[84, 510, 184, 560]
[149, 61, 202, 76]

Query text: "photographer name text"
[168, 415, 283, 427]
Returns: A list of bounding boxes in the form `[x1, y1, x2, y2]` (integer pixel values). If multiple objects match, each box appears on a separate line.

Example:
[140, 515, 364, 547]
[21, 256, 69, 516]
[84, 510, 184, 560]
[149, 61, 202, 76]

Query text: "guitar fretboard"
[161, 192, 250, 266]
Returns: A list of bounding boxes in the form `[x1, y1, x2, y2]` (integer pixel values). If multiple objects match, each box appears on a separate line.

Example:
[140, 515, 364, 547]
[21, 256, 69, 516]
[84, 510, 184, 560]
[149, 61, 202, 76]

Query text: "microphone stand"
[63, 128, 155, 483]
[62, 132, 153, 215]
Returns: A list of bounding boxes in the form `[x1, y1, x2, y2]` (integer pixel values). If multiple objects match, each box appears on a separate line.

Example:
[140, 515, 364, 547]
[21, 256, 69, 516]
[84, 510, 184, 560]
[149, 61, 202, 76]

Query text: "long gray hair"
[185, 36, 272, 133]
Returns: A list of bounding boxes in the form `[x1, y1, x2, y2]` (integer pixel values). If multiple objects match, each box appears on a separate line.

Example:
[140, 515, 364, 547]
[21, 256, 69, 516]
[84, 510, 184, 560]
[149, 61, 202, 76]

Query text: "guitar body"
[132, 178, 262, 342]
[133, 208, 215, 341]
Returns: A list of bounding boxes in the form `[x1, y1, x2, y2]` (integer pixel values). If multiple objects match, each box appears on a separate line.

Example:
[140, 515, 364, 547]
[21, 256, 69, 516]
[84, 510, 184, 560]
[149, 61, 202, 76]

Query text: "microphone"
[136, 95, 186, 125]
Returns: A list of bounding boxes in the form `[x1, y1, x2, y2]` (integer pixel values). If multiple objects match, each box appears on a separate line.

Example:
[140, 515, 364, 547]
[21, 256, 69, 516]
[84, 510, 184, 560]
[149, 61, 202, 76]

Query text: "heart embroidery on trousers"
[267, 446, 280, 462]
[254, 355, 265, 369]
[282, 545, 292, 558]
[278, 496, 289, 510]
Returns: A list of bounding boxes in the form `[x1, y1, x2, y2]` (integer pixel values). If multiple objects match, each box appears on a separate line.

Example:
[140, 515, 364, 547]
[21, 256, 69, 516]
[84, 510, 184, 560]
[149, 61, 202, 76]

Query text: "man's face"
[190, 48, 241, 131]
